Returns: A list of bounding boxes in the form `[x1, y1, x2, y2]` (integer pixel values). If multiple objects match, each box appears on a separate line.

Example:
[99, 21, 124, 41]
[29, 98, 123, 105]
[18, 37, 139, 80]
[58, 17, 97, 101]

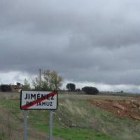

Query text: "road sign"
[20, 91, 58, 110]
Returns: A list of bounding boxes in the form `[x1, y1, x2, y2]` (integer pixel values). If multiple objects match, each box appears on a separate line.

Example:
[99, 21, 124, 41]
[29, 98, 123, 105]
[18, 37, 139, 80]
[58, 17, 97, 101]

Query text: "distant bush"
[66, 83, 76, 91]
[76, 88, 81, 92]
[82, 86, 99, 95]
[0, 85, 12, 92]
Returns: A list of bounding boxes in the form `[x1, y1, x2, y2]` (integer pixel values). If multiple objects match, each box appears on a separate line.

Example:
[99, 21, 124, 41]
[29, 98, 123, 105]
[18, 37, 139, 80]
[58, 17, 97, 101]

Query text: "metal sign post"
[49, 110, 53, 140]
[20, 90, 58, 140]
[23, 110, 27, 140]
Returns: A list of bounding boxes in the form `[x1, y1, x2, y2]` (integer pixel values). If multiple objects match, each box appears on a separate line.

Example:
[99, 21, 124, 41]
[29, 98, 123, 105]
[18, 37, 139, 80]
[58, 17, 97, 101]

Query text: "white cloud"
[0, 71, 34, 85]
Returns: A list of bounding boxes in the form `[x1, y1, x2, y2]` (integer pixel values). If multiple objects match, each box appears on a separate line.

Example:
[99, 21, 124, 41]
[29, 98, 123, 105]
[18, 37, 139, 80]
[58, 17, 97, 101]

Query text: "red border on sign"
[21, 91, 58, 109]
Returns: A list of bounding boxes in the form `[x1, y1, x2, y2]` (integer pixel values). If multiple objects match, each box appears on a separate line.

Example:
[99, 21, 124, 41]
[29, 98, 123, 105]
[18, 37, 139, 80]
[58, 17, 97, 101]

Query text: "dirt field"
[87, 95, 140, 120]
[59, 93, 140, 121]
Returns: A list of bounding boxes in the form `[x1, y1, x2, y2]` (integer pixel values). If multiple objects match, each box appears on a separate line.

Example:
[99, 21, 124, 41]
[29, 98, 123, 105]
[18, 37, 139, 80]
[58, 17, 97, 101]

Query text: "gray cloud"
[0, 0, 140, 88]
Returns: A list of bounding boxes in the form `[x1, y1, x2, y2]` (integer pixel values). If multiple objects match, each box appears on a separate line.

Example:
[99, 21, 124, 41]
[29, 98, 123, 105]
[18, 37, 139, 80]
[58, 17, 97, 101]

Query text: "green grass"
[33, 122, 116, 140]
[53, 127, 116, 140]
[0, 129, 8, 140]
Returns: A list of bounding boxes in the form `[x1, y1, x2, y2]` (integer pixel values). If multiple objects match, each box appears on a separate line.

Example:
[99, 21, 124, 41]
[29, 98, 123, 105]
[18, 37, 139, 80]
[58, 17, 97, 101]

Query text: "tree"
[82, 86, 99, 95]
[32, 77, 42, 90]
[33, 70, 63, 91]
[43, 70, 62, 90]
[22, 79, 31, 90]
[66, 83, 76, 91]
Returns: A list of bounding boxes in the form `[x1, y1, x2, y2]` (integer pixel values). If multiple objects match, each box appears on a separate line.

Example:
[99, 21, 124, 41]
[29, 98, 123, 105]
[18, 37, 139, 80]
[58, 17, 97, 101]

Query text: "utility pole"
[39, 69, 42, 88]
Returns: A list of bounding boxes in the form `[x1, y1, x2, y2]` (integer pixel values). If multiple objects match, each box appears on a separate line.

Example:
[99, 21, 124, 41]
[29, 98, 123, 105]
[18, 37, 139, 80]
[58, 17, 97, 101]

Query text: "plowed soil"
[87, 96, 140, 121]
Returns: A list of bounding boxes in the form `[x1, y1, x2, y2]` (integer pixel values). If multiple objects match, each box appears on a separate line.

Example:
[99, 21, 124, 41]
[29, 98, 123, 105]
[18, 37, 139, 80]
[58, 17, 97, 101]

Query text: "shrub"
[82, 86, 99, 95]
[0, 85, 12, 92]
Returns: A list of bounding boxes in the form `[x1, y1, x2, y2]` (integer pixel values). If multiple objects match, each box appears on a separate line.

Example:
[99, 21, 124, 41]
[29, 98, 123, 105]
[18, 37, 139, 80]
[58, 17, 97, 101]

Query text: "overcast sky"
[0, 0, 140, 92]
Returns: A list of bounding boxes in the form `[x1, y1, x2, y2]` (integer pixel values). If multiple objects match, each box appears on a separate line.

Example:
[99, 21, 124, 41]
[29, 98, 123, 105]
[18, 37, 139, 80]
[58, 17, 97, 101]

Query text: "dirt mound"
[87, 96, 140, 120]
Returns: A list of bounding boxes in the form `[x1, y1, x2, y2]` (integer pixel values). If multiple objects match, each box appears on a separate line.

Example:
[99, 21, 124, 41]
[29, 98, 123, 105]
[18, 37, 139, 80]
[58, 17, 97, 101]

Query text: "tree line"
[0, 70, 62, 92]
[66, 83, 99, 95]
[0, 69, 99, 95]
[22, 70, 99, 95]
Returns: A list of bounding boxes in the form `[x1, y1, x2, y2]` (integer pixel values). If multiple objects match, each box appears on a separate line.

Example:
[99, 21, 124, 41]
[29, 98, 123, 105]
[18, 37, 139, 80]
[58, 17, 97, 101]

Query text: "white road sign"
[20, 91, 58, 110]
